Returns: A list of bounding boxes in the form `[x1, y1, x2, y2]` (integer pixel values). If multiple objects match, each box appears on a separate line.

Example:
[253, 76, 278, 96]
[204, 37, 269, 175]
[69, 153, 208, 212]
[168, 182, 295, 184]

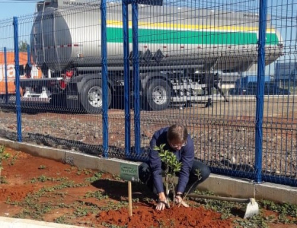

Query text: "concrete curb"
[0, 137, 296, 207]
[197, 174, 297, 204]
[0, 216, 85, 228]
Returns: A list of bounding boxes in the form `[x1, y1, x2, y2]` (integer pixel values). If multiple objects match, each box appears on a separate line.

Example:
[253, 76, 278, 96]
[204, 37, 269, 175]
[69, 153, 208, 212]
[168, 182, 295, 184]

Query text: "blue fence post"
[4, 47, 8, 104]
[13, 17, 22, 142]
[132, 0, 141, 156]
[100, 0, 109, 158]
[255, 0, 267, 183]
[122, 0, 131, 158]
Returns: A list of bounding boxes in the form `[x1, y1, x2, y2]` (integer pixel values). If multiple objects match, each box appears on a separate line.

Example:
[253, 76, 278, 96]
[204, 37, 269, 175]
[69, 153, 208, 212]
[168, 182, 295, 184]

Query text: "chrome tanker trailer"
[20, 0, 283, 113]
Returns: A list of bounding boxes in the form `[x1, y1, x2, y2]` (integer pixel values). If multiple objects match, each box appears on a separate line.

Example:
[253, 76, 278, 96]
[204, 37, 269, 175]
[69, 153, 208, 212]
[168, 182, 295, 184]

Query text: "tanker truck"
[20, 0, 283, 113]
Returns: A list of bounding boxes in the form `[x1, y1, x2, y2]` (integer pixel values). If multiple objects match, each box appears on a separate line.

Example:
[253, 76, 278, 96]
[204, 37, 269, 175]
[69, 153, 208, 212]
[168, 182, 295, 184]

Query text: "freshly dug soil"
[0, 147, 296, 228]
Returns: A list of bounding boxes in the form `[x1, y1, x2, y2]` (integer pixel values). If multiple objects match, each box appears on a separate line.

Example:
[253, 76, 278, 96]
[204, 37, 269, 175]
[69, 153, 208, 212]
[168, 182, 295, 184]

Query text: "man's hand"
[156, 199, 169, 210]
[174, 195, 183, 204]
[156, 192, 169, 211]
[174, 195, 189, 207]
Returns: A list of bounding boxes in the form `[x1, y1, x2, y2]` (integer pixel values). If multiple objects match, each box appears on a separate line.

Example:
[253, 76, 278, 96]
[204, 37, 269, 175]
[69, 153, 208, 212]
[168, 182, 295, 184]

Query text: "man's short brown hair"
[167, 124, 188, 143]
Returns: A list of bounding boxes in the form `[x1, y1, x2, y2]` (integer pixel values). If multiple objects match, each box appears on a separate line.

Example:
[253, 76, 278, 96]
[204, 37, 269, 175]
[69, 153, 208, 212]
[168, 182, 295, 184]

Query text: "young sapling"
[154, 144, 182, 207]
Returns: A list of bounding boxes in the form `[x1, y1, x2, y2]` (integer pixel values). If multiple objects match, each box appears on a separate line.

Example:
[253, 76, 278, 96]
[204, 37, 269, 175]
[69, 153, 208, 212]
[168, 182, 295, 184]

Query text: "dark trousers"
[138, 159, 210, 195]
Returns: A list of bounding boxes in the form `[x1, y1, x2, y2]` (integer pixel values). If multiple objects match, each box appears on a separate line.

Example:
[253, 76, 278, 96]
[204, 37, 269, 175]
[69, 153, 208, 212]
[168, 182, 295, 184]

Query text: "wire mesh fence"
[0, 0, 296, 186]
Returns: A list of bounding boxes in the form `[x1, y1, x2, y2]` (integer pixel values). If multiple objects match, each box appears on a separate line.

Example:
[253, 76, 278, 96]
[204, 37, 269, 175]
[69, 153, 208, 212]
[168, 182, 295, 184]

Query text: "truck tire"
[80, 79, 111, 114]
[145, 79, 171, 111]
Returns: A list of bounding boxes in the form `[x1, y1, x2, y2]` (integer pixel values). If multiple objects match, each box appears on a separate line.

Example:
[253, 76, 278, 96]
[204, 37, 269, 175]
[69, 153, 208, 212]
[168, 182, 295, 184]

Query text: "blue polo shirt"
[149, 127, 194, 194]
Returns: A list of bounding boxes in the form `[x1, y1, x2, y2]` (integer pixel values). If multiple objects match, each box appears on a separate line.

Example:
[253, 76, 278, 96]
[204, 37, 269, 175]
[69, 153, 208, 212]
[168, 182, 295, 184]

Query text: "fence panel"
[0, 18, 21, 142]
[135, 0, 296, 186]
[0, 2, 125, 158]
[261, 0, 297, 186]
[0, 19, 16, 108]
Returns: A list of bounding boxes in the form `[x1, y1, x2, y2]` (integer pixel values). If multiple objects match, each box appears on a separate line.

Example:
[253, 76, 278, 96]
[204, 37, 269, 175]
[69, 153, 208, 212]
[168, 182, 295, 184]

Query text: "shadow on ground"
[91, 179, 156, 207]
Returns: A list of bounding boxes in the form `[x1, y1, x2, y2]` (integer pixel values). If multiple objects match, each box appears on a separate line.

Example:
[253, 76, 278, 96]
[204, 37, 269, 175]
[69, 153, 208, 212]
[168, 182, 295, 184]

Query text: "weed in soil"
[0, 145, 10, 183]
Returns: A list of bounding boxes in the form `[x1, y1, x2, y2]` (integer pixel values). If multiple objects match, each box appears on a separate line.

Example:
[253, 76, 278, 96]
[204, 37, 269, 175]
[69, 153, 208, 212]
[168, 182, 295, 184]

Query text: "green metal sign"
[120, 162, 139, 182]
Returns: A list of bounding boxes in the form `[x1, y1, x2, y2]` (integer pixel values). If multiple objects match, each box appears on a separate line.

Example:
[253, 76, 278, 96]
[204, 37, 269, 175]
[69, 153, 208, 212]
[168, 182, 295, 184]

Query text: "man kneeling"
[139, 124, 210, 211]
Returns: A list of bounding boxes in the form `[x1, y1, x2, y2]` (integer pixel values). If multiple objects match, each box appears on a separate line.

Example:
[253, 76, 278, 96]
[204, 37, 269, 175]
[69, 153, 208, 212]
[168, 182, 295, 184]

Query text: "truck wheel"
[80, 80, 111, 114]
[145, 79, 171, 111]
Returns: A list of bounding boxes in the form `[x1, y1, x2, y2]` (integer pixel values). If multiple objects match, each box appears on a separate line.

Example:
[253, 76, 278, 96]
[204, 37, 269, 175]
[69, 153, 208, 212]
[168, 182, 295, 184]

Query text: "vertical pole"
[13, 17, 22, 142]
[255, 0, 267, 183]
[4, 47, 8, 104]
[27, 45, 31, 65]
[26, 45, 31, 78]
[122, 0, 131, 158]
[132, 0, 141, 156]
[101, 0, 108, 157]
[128, 181, 132, 216]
